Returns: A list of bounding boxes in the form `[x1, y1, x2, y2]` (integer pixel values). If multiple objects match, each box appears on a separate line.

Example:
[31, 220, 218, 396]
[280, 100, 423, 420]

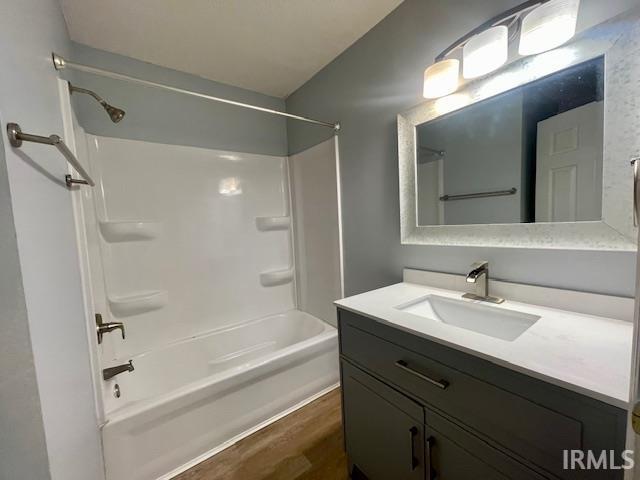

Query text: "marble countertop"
[335, 282, 633, 409]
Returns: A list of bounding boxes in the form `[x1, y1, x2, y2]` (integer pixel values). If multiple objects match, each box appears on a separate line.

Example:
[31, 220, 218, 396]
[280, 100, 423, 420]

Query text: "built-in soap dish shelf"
[99, 221, 162, 243]
[108, 290, 168, 318]
[255, 216, 291, 231]
[259, 269, 294, 287]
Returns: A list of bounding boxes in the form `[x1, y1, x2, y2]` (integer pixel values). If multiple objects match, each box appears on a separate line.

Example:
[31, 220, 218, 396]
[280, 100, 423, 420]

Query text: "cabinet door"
[424, 408, 549, 480]
[425, 432, 510, 480]
[342, 361, 425, 480]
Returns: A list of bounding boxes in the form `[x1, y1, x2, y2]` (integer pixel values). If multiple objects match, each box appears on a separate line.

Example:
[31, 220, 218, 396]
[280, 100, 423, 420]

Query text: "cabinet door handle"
[395, 360, 449, 390]
[426, 436, 436, 480]
[409, 426, 419, 471]
[632, 157, 639, 227]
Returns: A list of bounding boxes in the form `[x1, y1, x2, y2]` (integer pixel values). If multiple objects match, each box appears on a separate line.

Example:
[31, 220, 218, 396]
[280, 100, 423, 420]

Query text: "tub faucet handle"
[96, 313, 125, 344]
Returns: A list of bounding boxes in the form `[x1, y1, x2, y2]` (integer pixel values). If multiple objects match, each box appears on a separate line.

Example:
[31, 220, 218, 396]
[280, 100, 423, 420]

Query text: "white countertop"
[335, 282, 633, 409]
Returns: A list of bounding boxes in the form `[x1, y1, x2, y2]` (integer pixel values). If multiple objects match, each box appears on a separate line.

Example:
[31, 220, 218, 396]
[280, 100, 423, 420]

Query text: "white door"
[535, 101, 604, 222]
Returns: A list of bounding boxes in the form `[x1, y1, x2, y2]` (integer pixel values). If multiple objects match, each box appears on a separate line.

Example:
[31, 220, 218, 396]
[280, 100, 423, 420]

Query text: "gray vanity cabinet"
[342, 360, 546, 480]
[338, 308, 627, 480]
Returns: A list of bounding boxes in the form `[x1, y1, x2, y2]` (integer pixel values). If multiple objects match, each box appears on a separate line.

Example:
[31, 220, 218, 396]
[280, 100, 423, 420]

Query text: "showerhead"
[101, 102, 126, 123]
[68, 82, 126, 123]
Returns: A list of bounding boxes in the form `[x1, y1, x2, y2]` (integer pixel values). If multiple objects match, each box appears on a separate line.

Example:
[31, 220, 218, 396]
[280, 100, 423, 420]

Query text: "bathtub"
[101, 310, 339, 480]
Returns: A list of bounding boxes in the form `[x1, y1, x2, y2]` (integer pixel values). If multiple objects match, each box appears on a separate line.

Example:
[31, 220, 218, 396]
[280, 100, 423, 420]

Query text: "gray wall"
[286, 0, 639, 297]
[68, 42, 288, 156]
[0, 129, 50, 480]
[0, 1, 104, 478]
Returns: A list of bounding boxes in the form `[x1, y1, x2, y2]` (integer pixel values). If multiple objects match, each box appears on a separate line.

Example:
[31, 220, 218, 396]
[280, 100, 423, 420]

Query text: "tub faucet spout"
[103, 360, 134, 381]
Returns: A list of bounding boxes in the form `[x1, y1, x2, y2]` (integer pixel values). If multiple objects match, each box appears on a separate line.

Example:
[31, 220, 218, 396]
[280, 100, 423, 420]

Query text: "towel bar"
[440, 187, 517, 202]
[6, 122, 95, 187]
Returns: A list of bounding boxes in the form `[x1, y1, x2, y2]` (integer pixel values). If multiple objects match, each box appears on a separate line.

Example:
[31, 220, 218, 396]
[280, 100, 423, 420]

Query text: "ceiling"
[60, 0, 404, 98]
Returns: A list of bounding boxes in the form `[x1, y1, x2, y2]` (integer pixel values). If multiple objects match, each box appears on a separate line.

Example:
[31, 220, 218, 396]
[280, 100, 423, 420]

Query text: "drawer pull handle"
[409, 426, 419, 471]
[395, 360, 449, 390]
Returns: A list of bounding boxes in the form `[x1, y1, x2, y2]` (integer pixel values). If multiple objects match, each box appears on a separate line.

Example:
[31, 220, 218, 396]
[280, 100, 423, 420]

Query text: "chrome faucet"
[96, 313, 125, 344]
[102, 360, 134, 381]
[462, 261, 504, 304]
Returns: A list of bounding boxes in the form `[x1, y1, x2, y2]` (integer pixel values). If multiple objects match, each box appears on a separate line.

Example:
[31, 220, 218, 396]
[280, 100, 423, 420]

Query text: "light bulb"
[519, 0, 580, 56]
[423, 59, 460, 99]
[463, 26, 509, 79]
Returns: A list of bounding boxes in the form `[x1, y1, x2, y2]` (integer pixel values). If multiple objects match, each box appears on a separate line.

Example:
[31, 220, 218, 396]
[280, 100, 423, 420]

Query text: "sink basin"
[397, 294, 540, 341]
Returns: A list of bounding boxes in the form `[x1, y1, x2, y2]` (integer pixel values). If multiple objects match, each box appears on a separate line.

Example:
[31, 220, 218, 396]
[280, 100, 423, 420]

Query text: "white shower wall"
[62, 82, 342, 477]
[290, 138, 343, 326]
[84, 136, 295, 360]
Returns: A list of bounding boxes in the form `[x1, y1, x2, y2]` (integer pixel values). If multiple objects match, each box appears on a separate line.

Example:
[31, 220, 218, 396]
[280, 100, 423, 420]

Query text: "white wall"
[0, 1, 103, 479]
[81, 135, 295, 366]
[290, 138, 343, 326]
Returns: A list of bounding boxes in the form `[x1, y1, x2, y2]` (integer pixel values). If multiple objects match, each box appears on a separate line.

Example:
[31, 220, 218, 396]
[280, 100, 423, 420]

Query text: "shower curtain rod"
[52, 53, 340, 131]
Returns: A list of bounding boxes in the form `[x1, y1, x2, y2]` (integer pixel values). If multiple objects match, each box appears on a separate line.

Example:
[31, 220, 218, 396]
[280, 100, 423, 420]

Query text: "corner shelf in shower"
[259, 269, 294, 287]
[255, 216, 291, 231]
[108, 290, 168, 317]
[99, 221, 162, 243]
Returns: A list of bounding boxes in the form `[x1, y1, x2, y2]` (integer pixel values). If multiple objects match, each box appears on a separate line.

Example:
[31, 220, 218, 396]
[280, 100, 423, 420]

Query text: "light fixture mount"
[434, 0, 550, 62]
[422, 0, 581, 99]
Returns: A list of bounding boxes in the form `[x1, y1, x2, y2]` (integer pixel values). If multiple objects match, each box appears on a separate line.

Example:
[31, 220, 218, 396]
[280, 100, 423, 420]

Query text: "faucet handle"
[96, 314, 126, 344]
[117, 323, 125, 339]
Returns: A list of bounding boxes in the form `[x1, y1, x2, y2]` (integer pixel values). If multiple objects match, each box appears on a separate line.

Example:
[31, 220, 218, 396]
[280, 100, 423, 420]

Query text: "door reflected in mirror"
[416, 57, 604, 226]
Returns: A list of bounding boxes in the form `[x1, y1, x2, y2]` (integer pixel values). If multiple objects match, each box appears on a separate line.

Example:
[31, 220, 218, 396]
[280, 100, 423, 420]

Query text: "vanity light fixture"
[519, 0, 581, 55]
[463, 26, 509, 79]
[422, 0, 580, 98]
[423, 59, 460, 99]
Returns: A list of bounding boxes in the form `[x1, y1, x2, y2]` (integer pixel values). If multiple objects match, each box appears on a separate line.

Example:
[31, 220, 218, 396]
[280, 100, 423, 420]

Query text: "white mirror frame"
[398, 11, 640, 251]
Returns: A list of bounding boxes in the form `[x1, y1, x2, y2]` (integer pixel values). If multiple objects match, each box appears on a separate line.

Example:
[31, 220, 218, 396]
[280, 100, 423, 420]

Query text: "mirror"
[416, 57, 604, 226]
[398, 12, 638, 250]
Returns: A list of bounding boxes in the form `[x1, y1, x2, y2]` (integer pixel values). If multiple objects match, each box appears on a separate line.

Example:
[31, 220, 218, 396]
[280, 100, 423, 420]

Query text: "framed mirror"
[398, 11, 639, 250]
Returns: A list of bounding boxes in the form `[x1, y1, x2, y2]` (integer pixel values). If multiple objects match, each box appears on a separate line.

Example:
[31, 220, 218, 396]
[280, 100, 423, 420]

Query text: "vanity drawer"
[340, 314, 584, 478]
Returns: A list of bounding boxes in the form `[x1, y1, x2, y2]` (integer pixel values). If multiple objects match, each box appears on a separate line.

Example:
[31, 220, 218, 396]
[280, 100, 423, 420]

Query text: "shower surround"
[70, 124, 340, 479]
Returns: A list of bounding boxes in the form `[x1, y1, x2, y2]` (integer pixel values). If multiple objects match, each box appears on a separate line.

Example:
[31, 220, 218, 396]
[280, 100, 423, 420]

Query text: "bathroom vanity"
[362, 11, 640, 478]
[337, 270, 633, 480]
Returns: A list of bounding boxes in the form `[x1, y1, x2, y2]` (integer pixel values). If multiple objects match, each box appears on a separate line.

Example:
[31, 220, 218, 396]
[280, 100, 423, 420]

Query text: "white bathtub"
[101, 310, 339, 480]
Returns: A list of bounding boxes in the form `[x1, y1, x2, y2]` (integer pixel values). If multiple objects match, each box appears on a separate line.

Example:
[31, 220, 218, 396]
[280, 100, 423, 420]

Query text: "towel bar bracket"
[7, 123, 25, 147]
[65, 175, 90, 187]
